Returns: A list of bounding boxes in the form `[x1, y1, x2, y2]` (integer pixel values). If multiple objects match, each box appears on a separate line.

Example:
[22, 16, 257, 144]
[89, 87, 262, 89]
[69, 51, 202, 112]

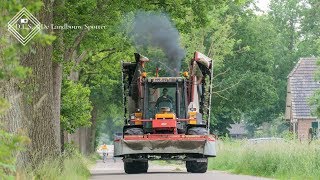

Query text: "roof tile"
[289, 57, 320, 119]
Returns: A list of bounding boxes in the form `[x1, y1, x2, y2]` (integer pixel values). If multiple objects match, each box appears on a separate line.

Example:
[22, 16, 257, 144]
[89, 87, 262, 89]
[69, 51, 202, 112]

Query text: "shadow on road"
[91, 171, 188, 176]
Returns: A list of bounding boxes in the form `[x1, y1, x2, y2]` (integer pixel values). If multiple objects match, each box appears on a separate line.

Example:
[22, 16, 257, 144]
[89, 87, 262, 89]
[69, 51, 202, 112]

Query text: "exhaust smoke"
[130, 11, 185, 76]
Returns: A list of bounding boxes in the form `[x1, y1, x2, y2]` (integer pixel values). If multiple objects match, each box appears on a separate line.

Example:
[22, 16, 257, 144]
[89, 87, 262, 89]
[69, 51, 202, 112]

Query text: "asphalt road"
[90, 156, 270, 180]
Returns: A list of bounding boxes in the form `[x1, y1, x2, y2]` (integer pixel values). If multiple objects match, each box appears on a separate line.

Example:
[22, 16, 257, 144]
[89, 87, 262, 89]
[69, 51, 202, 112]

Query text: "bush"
[61, 80, 93, 134]
[0, 129, 29, 179]
[209, 140, 320, 179]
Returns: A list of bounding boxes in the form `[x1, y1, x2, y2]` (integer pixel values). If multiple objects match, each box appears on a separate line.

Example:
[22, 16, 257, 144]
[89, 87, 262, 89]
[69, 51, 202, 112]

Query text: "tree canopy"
[0, 1, 320, 174]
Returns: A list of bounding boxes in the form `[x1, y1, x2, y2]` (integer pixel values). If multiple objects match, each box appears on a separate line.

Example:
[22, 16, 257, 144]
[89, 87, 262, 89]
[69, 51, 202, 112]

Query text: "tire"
[103, 153, 107, 163]
[102, 153, 108, 163]
[186, 127, 208, 173]
[186, 161, 192, 172]
[124, 161, 148, 174]
[124, 128, 144, 135]
[142, 161, 149, 173]
[187, 127, 207, 135]
[186, 160, 207, 173]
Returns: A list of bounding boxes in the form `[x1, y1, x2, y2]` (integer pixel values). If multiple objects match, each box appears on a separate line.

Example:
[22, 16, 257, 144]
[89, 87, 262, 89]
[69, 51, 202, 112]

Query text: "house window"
[311, 121, 319, 139]
[311, 121, 318, 129]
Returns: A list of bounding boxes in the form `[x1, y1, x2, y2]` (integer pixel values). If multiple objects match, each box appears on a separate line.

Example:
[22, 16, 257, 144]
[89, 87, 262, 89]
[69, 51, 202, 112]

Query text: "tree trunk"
[1, 9, 24, 170]
[89, 105, 98, 153]
[69, 129, 81, 148]
[1, 0, 61, 168]
[0, 79, 25, 132]
[53, 0, 67, 151]
[0, 8, 25, 134]
[0, 80, 31, 170]
[79, 127, 88, 154]
[52, 62, 62, 151]
[19, 0, 60, 164]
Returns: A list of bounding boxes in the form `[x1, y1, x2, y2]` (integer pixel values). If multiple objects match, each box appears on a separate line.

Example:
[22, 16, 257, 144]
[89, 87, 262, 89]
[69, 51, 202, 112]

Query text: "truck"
[114, 51, 216, 174]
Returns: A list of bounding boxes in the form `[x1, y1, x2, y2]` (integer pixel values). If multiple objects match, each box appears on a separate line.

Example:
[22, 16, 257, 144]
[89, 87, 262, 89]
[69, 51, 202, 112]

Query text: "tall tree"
[1, 0, 61, 167]
[298, 0, 320, 57]
[20, 0, 61, 164]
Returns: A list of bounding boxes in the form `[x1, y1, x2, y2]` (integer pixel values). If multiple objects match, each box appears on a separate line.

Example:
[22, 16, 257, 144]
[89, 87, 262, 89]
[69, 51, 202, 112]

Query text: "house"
[285, 57, 320, 139]
[228, 122, 247, 139]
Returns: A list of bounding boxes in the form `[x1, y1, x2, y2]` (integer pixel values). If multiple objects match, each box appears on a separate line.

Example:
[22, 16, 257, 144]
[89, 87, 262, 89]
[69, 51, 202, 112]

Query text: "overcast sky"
[256, 0, 270, 12]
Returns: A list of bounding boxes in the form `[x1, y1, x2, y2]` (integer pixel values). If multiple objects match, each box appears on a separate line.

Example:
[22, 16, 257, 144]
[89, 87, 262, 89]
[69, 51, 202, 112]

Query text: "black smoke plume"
[130, 11, 185, 76]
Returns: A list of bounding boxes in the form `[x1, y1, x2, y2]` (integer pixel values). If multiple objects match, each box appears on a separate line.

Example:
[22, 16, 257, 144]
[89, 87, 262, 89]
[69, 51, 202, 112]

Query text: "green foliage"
[58, 0, 239, 141]
[63, 142, 82, 157]
[0, 129, 30, 179]
[211, 0, 319, 134]
[309, 86, 320, 118]
[61, 80, 93, 133]
[251, 115, 289, 138]
[0, 98, 9, 115]
[209, 140, 320, 179]
[0, 1, 43, 81]
[211, 6, 281, 133]
[22, 144, 92, 180]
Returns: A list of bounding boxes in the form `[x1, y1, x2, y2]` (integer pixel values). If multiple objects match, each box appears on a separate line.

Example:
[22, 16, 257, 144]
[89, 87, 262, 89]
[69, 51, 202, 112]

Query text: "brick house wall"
[285, 58, 320, 140]
[297, 119, 315, 140]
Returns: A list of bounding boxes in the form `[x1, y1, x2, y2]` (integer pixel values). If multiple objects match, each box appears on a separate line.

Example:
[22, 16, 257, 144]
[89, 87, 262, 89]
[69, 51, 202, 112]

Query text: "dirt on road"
[90, 156, 270, 180]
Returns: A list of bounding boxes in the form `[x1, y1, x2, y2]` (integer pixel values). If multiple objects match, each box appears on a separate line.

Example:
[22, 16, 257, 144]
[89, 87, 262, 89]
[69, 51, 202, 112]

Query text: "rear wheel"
[186, 159, 208, 173]
[124, 161, 148, 174]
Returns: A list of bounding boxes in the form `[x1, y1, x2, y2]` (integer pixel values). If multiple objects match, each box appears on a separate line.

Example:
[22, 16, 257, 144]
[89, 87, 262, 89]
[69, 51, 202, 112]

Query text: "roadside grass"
[208, 139, 320, 179]
[17, 146, 98, 180]
[18, 154, 94, 180]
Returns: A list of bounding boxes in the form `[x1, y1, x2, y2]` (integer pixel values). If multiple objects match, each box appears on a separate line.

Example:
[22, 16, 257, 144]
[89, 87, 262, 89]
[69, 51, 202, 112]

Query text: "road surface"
[90, 156, 270, 180]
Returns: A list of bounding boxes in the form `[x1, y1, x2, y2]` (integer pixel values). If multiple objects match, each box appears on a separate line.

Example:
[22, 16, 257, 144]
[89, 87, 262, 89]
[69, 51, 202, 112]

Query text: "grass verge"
[17, 150, 98, 179]
[208, 139, 320, 179]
